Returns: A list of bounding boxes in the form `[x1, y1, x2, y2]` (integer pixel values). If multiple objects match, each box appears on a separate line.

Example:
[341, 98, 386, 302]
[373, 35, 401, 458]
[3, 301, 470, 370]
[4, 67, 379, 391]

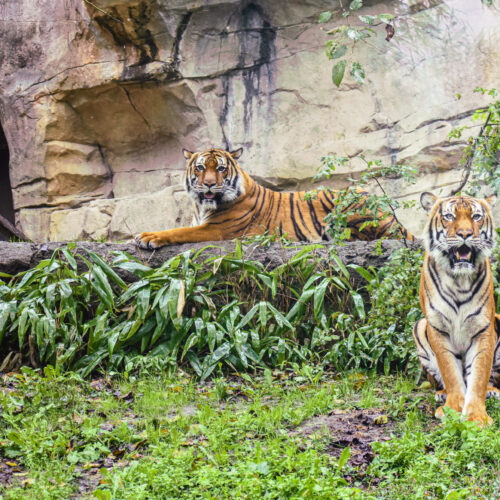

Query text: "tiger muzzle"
[448, 244, 477, 269]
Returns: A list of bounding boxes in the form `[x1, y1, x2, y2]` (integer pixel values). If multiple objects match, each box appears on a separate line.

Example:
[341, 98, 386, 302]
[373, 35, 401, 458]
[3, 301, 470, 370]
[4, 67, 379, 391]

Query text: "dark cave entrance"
[0, 124, 16, 240]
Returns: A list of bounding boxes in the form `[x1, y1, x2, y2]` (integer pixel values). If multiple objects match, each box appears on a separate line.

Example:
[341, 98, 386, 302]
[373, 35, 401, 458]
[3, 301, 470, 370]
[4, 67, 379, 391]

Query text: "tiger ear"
[182, 149, 194, 160]
[230, 147, 243, 160]
[420, 192, 438, 212]
[485, 194, 497, 207]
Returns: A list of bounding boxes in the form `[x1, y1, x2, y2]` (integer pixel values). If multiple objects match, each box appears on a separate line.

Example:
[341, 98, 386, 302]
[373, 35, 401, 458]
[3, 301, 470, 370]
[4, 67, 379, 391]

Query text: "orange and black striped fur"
[413, 192, 499, 426]
[135, 147, 414, 249]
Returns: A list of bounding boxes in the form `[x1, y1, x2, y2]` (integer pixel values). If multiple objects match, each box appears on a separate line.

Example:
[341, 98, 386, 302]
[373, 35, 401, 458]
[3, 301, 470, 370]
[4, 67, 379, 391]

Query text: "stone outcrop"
[0, 0, 499, 242]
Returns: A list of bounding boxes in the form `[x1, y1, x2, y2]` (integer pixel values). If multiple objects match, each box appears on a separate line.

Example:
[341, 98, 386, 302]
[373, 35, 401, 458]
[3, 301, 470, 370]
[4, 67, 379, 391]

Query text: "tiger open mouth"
[455, 245, 472, 262]
[203, 192, 216, 199]
[448, 244, 477, 268]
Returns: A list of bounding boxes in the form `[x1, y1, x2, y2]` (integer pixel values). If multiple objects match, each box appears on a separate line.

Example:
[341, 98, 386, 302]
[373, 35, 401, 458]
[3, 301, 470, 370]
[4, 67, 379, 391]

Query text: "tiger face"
[183, 147, 245, 210]
[421, 192, 497, 275]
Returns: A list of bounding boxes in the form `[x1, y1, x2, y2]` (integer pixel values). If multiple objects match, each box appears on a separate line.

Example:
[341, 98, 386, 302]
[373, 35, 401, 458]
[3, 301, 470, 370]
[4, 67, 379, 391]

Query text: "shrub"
[0, 241, 425, 378]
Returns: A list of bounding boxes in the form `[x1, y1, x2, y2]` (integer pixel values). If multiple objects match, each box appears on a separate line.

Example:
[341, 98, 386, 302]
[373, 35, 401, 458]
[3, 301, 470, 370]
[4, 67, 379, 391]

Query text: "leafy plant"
[319, 1, 395, 87]
[308, 155, 417, 245]
[326, 247, 423, 375]
[0, 240, 426, 379]
[449, 88, 500, 196]
[370, 408, 500, 498]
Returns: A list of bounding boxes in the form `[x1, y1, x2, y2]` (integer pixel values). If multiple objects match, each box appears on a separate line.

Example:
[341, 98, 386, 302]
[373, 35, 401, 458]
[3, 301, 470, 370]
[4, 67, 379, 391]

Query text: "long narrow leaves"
[0, 242, 430, 378]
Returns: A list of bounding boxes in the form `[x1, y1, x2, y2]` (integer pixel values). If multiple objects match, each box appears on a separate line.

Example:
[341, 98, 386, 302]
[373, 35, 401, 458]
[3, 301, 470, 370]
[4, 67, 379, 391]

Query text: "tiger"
[135, 147, 414, 249]
[413, 191, 500, 426]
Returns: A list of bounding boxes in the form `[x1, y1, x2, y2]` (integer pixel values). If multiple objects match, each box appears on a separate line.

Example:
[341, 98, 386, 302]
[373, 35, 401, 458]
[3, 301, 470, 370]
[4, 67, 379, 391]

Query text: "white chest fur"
[425, 261, 491, 354]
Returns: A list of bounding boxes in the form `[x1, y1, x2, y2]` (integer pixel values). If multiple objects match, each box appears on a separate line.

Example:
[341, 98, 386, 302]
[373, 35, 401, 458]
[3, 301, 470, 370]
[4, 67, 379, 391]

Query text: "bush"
[0, 241, 425, 378]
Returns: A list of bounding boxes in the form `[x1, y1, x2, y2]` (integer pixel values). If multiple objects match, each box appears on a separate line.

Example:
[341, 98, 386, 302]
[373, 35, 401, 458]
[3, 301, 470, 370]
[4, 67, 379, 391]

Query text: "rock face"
[0, 0, 499, 242]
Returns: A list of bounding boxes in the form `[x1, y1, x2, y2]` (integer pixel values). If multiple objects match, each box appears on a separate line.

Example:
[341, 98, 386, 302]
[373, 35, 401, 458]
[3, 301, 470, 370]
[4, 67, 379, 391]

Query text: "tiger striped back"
[136, 147, 414, 248]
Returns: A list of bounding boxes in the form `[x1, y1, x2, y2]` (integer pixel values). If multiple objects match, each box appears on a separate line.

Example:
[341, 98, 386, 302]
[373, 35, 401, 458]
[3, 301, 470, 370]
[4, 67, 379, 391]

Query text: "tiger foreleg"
[413, 318, 444, 389]
[413, 319, 466, 417]
[462, 327, 495, 427]
[135, 224, 225, 249]
[413, 320, 449, 407]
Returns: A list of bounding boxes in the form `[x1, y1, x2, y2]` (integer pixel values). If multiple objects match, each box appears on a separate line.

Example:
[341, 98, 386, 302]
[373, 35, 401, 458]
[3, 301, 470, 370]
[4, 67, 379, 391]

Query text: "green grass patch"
[1, 368, 499, 499]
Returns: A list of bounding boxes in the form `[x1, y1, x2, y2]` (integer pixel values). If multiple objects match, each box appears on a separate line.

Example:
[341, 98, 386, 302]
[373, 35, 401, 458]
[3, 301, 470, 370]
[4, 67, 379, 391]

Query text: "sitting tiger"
[413, 192, 499, 426]
[135, 147, 414, 249]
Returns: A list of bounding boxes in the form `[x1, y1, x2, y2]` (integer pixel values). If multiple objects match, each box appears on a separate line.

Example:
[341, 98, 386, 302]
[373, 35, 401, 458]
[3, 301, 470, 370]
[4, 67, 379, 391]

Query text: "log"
[0, 214, 30, 242]
[0, 239, 423, 278]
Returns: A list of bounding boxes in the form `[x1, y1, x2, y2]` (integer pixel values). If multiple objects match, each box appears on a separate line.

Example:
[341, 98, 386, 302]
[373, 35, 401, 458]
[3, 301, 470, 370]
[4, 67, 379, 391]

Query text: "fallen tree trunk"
[0, 214, 30, 242]
[0, 239, 422, 278]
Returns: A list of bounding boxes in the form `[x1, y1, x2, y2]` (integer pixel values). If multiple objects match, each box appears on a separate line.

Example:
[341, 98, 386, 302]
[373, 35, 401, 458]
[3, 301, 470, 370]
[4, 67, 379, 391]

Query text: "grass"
[1, 366, 499, 499]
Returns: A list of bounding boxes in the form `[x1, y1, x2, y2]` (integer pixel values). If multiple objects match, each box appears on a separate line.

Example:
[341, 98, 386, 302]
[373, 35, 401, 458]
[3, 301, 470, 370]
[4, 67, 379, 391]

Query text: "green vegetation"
[449, 88, 500, 197]
[1, 369, 499, 499]
[319, 1, 395, 87]
[0, 241, 424, 379]
[310, 155, 418, 244]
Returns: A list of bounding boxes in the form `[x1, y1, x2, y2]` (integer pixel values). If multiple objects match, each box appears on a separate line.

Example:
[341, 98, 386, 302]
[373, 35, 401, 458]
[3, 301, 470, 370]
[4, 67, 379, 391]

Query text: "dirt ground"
[292, 408, 396, 469]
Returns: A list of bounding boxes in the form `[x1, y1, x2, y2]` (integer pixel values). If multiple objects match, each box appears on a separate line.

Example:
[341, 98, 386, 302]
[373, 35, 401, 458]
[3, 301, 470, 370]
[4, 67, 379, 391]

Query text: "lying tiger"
[135, 147, 414, 249]
[413, 192, 499, 426]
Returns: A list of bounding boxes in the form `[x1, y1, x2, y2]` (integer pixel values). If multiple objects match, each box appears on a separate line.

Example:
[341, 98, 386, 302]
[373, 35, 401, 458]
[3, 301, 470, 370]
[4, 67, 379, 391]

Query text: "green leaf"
[313, 280, 329, 319]
[330, 253, 350, 279]
[332, 60, 347, 87]
[348, 264, 376, 283]
[318, 11, 332, 23]
[166, 279, 183, 324]
[62, 247, 78, 271]
[351, 291, 366, 320]
[18, 308, 29, 347]
[186, 351, 202, 376]
[87, 250, 126, 289]
[259, 302, 267, 328]
[378, 13, 395, 22]
[136, 287, 151, 321]
[267, 304, 294, 331]
[114, 260, 152, 277]
[346, 28, 361, 40]
[349, 0, 363, 10]
[210, 342, 231, 365]
[120, 280, 149, 305]
[331, 44, 347, 60]
[358, 14, 376, 25]
[350, 62, 365, 85]
[181, 332, 199, 360]
[286, 289, 314, 321]
[92, 266, 115, 310]
[107, 328, 120, 357]
[338, 446, 351, 469]
[236, 304, 259, 330]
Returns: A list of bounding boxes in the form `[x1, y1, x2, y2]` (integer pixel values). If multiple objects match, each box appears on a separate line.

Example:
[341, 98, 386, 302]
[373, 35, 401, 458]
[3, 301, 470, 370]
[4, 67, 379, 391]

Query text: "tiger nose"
[456, 228, 473, 239]
[204, 181, 216, 188]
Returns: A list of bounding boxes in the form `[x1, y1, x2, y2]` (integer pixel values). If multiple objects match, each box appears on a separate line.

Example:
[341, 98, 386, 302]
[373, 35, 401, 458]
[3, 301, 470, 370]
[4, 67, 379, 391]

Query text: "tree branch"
[450, 111, 492, 196]
[0, 214, 30, 242]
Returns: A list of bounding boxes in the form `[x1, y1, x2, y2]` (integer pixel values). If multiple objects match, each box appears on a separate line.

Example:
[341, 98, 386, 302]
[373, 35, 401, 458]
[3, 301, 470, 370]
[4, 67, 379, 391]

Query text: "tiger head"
[420, 192, 497, 274]
[183, 147, 245, 210]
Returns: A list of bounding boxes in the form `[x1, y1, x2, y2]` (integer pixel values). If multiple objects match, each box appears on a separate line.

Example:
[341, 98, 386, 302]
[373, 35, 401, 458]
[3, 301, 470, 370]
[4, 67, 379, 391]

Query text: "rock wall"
[0, 0, 499, 242]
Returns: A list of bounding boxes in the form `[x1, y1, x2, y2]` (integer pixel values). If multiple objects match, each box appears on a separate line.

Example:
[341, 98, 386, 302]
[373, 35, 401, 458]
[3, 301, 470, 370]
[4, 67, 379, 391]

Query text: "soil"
[292, 408, 396, 469]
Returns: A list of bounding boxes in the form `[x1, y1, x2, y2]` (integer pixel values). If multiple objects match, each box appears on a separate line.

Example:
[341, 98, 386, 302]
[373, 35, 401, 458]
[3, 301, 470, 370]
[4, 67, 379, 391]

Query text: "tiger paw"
[486, 385, 500, 399]
[466, 411, 493, 427]
[434, 405, 445, 419]
[434, 390, 447, 405]
[135, 232, 165, 250]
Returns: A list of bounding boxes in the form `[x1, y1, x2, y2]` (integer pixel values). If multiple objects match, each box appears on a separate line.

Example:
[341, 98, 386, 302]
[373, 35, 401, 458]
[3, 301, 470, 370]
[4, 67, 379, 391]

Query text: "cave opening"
[0, 124, 16, 241]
